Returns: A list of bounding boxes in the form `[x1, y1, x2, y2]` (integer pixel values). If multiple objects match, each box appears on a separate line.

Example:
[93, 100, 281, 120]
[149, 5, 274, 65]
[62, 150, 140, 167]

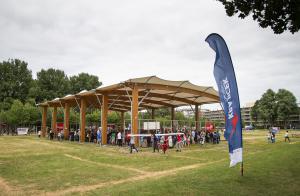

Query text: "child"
[284, 131, 290, 142]
[130, 136, 138, 153]
[187, 134, 191, 148]
[161, 136, 168, 154]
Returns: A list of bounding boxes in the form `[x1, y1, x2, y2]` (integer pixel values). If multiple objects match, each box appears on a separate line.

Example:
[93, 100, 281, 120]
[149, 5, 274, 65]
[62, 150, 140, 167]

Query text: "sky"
[0, 0, 299, 110]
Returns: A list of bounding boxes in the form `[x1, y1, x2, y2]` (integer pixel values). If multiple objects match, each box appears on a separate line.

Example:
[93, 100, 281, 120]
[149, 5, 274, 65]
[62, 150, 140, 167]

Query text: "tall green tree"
[217, 0, 300, 34]
[251, 89, 298, 128]
[86, 110, 101, 124]
[255, 89, 277, 127]
[69, 73, 101, 94]
[0, 99, 40, 126]
[34, 68, 70, 102]
[0, 59, 33, 102]
[250, 100, 260, 123]
[276, 89, 298, 128]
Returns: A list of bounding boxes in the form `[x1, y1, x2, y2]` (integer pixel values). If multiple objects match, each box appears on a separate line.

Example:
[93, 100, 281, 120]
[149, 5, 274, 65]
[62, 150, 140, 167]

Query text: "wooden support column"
[64, 103, 70, 140]
[80, 98, 86, 143]
[51, 107, 57, 136]
[151, 109, 155, 120]
[171, 107, 175, 132]
[195, 104, 199, 131]
[120, 111, 125, 132]
[41, 106, 48, 137]
[132, 85, 139, 144]
[101, 94, 108, 144]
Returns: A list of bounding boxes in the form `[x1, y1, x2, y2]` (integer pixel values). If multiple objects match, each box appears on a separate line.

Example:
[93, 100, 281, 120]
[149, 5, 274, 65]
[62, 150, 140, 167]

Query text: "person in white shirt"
[284, 131, 290, 142]
[117, 131, 122, 147]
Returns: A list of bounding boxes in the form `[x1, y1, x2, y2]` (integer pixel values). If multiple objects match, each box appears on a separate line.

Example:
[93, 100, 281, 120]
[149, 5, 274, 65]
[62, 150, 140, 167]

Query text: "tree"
[86, 110, 101, 125]
[6, 100, 26, 125]
[108, 111, 121, 124]
[217, 0, 300, 34]
[276, 89, 298, 128]
[0, 59, 33, 102]
[250, 100, 260, 124]
[35, 68, 71, 102]
[156, 108, 171, 118]
[255, 89, 277, 127]
[251, 89, 298, 128]
[0, 97, 15, 111]
[0, 99, 40, 126]
[69, 73, 101, 94]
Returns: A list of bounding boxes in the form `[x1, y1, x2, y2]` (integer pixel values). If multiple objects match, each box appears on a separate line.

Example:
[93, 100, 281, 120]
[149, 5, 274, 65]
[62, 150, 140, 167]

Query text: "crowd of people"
[44, 126, 223, 152]
[40, 125, 296, 154]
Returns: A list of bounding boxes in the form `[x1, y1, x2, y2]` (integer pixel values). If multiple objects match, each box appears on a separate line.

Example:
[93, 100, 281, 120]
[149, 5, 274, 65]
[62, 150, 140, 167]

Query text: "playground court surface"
[0, 130, 299, 196]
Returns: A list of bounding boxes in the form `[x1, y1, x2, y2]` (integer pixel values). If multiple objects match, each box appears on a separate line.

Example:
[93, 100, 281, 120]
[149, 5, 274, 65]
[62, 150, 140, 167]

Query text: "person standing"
[111, 132, 116, 145]
[38, 130, 41, 138]
[187, 134, 191, 148]
[162, 136, 168, 154]
[284, 131, 290, 142]
[117, 131, 122, 147]
[191, 130, 195, 144]
[153, 133, 159, 152]
[130, 136, 138, 153]
[97, 127, 102, 147]
[271, 131, 276, 143]
[176, 134, 182, 152]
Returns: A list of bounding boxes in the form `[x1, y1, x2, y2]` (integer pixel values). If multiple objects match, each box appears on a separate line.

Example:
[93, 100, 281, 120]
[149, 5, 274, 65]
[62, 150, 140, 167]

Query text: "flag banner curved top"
[205, 33, 243, 167]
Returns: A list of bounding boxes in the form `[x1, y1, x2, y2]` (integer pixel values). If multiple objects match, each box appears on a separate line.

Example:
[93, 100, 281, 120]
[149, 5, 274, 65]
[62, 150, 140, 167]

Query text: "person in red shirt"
[176, 134, 182, 152]
[162, 135, 168, 154]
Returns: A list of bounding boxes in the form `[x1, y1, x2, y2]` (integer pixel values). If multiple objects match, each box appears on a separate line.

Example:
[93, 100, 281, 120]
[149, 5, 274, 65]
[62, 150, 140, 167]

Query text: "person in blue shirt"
[97, 127, 102, 147]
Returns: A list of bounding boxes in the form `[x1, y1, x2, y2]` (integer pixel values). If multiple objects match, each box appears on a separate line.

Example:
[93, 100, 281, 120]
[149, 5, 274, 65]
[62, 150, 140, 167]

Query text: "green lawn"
[0, 130, 299, 195]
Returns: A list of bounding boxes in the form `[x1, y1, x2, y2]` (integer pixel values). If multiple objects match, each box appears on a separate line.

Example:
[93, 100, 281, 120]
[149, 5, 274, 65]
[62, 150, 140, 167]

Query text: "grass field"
[0, 130, 299, 196]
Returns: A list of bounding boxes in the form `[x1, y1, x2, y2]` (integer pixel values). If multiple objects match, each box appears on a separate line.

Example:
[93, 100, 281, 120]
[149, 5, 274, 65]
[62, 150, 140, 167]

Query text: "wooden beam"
[108, 95, 171, 107]
[101, 94, 108, 144]
[64, 103, 70, 140]
[120, 111, 125, 132]
[80, 98, 86, 143]
[151, 109, 155, 120]
[108, 90, 200, 105]
[41, 106, 47, 137]
[51, 107, 57, 136]
[108, 100, 156, 110]
[132, 85, 139, 144]
[171, 107, 175, 132]
[128, 83, 220, 101]
[109, 108, 128, 113]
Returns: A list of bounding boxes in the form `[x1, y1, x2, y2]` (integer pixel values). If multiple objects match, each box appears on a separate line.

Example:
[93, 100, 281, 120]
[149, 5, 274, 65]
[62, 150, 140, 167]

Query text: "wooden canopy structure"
[38, 76, 220, 144]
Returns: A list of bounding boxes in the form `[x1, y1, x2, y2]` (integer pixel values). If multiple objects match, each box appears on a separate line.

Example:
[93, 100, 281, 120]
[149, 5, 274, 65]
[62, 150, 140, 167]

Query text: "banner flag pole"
[205, 33, 243, 174]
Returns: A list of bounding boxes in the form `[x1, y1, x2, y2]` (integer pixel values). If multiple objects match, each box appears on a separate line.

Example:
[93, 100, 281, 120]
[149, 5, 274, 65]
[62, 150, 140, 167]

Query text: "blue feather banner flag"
[205, 33, 243, 167]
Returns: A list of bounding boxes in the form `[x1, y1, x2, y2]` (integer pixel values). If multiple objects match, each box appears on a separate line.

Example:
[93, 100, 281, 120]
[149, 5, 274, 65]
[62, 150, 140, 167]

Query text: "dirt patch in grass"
[0, 177, 12, 192]
[64, 154, 147, 174]
[45, 159, 225, 196]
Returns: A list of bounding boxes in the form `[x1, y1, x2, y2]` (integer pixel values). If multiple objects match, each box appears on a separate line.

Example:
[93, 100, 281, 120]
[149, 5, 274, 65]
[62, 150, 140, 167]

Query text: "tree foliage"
[251, 89, 298, 127]
[218, 0, 300, 34]
[0, 59, 33, 102]
[0, 59, 102, 127]
[34, 68, 71, 102]
[276, 89, 298, 126]
[70, 73, 101, 94]
[0, 99, 40, 125]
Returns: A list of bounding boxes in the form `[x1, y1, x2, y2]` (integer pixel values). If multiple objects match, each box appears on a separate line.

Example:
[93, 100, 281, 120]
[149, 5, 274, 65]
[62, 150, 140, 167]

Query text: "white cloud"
[0, 0, 299, 108]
